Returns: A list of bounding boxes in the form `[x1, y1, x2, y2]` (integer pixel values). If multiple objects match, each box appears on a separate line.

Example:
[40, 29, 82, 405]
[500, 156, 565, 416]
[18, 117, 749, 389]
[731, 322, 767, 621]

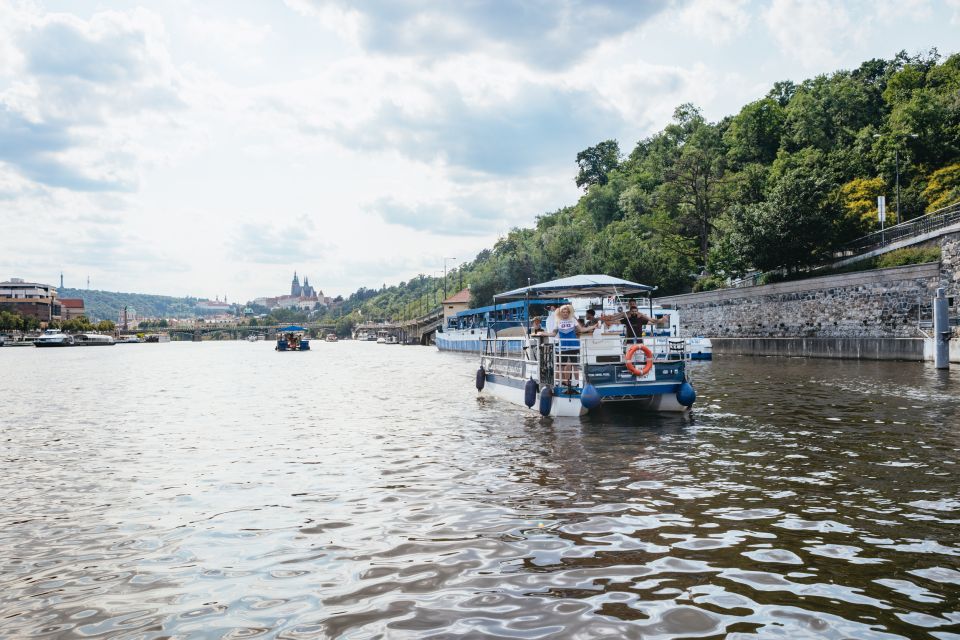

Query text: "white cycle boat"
[475, 275, 697, 417]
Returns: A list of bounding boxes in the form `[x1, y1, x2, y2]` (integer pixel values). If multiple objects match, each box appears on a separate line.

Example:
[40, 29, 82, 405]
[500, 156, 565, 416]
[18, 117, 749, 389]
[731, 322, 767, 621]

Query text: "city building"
[250, 272, 327, 311]
[0, 278, 61, 323]
[442, 287, 471, 320]
[196, 299, 232, 314]
[60, 298, 86, 320]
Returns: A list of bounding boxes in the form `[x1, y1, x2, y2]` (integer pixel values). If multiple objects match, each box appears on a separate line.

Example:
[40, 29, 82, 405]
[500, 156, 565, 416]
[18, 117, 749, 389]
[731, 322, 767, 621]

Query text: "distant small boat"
[325, 333, 338, 342]
[73, 333, 116, 346]
[384, 335, 399, 345]
[1, 336, 34, 347]
[34, 329, 74, 347]
[276, 326, 311, 351]
[246, 334, 261, 342]
[117, 335, 142, 344]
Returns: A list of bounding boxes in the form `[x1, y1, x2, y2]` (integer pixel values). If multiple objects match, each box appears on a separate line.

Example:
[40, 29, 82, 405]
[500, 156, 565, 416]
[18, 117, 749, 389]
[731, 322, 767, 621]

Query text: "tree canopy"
[331, 50, 960, 315]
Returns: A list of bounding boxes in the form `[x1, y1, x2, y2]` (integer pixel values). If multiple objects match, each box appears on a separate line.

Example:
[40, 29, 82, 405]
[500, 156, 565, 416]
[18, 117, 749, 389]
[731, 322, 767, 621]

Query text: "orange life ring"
[625, 343, 654, 377]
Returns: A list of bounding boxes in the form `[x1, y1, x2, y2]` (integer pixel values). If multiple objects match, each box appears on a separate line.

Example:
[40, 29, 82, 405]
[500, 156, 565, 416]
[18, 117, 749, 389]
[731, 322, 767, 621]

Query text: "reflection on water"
[1, 343, 958, 638]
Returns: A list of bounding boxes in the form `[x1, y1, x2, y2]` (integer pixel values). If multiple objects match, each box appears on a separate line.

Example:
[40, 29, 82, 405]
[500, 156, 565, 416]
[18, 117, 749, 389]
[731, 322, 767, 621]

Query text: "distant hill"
[58, 288, 203, 321]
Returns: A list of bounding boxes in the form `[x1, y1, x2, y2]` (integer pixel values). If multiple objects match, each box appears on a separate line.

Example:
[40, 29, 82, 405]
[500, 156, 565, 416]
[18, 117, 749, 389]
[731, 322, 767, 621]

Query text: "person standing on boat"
[604, 301, 667, 342]
[540, 304, 591, 388]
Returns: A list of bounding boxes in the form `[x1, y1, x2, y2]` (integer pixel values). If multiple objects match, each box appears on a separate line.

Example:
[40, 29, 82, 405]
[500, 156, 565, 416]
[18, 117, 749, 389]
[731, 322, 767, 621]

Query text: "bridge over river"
[353, 307, 443, 345]
[119, 322, 337, 341]
[121, 309, 444, 345]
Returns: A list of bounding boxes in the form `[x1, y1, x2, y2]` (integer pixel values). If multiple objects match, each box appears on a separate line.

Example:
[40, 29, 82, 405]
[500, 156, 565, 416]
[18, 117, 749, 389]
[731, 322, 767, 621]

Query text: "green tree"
[575, 140, 621, 189]
[838, 176, 887, 236]
[922, 163, 960, 211]
[729, 168, 839, 272]
[724, 98, 785, 165]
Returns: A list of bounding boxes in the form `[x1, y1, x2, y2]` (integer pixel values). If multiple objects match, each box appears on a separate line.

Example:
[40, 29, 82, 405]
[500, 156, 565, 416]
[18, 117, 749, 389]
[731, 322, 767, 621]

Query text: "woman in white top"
[539, 304, 592, 388]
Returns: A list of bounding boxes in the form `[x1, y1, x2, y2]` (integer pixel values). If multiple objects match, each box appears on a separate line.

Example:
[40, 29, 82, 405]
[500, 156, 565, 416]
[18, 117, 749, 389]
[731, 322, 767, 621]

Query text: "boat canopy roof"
[494, 274, 655, 301]
[279, 325, 306, 332]
[455, 298, 568, 318]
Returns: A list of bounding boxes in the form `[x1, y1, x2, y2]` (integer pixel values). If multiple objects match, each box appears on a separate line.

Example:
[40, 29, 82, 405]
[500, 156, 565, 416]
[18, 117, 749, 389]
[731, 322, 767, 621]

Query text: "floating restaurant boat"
[436, 298, 566, 353]
[475, 275, 697, 417]
[276, 326, 310, 351]
[73, 333, 116, 346]
[33, 329, 74, 347]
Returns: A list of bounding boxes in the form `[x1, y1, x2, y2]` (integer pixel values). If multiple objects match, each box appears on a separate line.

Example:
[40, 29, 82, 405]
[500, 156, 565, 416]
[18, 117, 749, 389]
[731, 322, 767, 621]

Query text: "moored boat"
[276, 326, 311, 351]
[325, 333, 338, 342]
[475, 275, 697, 417]
[73, 333, 116, 346]
[33, 329, 74, 347]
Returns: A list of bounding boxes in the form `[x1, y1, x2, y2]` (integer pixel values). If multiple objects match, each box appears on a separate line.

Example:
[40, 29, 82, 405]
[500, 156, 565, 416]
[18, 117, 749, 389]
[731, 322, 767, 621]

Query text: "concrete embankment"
[711, 337, 926, 361]
[654, 230, 960, 362]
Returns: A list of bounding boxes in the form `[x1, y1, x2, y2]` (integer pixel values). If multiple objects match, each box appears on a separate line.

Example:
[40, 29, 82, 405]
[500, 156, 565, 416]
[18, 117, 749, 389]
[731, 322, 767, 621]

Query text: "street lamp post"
[875, 133, 917, 225]
[443, 257, 457, 301]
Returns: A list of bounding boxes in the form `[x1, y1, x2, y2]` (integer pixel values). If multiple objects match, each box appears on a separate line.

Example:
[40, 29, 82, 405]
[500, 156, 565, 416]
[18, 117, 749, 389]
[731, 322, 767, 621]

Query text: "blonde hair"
[554, 304, 574, 321]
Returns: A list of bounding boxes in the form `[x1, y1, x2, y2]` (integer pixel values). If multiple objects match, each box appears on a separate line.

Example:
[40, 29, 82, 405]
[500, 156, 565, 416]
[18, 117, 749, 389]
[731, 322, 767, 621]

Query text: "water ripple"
[1, 344, 958, 638]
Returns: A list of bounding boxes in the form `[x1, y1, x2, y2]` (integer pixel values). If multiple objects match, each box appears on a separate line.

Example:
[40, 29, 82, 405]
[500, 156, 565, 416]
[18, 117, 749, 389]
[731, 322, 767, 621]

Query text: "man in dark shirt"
[605, 302, 667, 340]
[583, 308, 599, 329]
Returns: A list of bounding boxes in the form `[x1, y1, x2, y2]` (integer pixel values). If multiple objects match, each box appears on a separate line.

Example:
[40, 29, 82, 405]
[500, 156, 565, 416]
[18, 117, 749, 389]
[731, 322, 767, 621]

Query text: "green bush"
[692, 275, 726, 292]
[876, 247, 941, 268]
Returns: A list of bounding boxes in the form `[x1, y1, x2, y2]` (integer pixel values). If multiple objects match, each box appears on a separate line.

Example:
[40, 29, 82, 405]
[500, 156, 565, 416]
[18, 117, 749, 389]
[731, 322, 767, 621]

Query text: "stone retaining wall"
[654, 232, 960, 345]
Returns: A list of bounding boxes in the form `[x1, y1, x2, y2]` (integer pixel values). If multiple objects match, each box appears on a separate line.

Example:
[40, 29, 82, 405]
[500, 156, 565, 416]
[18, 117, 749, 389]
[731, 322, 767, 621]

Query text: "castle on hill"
[252, 272, 331, 311]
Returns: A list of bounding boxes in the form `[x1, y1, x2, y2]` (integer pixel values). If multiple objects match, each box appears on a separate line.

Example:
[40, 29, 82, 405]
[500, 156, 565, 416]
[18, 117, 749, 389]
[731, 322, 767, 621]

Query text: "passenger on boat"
[583, 309, 599, 328]
[603, 301, 667, 341]
[540, 304, 592, 388]
[528, 316, 542, 335]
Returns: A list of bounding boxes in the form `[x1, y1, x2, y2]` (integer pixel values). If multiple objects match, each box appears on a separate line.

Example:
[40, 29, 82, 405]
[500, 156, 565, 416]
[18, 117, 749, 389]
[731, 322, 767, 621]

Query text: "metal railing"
[838, 201, 960, 256]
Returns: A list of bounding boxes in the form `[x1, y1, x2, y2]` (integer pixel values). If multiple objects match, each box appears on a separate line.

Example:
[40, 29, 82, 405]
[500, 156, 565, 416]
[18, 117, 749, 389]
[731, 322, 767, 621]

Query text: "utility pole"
[443, 257, 456, 301]
[895, 148, 900, 226]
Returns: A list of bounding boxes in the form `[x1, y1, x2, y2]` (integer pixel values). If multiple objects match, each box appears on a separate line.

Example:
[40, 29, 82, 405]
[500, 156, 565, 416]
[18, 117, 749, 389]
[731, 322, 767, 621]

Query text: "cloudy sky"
[1, 0, 958, 301]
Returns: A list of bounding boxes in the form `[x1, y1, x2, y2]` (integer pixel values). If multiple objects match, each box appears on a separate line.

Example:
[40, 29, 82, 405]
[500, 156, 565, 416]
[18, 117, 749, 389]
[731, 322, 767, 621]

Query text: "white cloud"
[948, 0, 960, 24]
[0, 7, 185, 191]
[763, 0, 856, 69]
[0, 0, 957, 301]
[678, 0, 751, 44]
[283, 1, 672, 69]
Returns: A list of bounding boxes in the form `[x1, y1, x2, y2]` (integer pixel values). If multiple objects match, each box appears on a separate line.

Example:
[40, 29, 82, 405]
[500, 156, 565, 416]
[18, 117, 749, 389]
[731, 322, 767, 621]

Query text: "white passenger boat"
[33, 329, 74, 347]
[73, 333, 116, 346]
[438, 298, 712, 360]
[117, 335, 142, 343]
[325, 333, 339, 342]
[475, 275, 697, 417]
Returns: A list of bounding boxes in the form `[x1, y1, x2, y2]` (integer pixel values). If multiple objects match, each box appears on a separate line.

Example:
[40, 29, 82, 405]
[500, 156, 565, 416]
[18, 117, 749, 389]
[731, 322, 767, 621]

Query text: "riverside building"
[0, 278, 62, 323]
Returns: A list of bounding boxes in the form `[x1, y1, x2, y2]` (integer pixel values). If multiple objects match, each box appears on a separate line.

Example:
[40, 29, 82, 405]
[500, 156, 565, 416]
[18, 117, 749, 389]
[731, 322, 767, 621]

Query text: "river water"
[1, 341, 959, 639]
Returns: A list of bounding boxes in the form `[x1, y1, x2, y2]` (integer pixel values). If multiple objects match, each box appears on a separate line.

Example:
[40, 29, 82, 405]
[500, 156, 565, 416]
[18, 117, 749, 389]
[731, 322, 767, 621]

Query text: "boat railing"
[481, 332, 685, 390]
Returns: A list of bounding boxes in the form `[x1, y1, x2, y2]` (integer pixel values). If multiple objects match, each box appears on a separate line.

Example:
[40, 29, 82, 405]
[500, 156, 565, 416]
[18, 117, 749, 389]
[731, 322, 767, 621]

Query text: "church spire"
[291, 271, 302, 297]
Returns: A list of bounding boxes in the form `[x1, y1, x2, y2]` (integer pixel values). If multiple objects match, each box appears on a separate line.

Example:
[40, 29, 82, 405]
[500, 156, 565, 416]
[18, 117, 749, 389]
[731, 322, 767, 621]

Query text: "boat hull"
[481, 374, 690, 417]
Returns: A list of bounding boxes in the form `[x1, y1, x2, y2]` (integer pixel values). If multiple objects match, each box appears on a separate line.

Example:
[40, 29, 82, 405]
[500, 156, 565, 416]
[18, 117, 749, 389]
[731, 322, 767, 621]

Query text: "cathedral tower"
[291, 271, 302, 297]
